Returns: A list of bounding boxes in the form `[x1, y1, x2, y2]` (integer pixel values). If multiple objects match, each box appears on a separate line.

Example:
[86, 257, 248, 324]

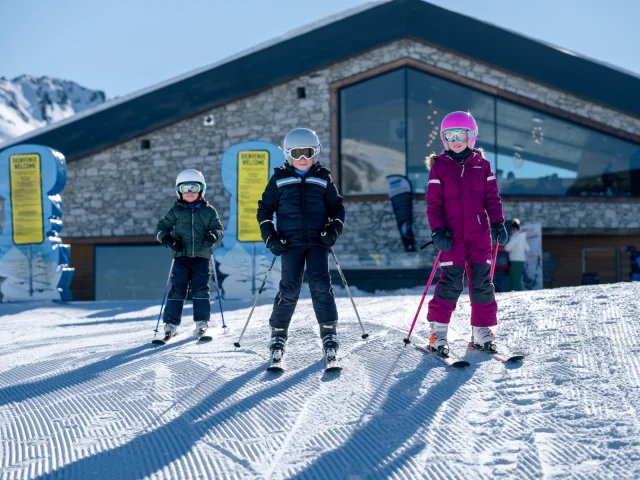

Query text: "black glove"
[203, 231, 218, 247]
[267, 233, 287, 256]
[431, 228, 452, 252]
[491, 223, 508, 246]
[161, 234, 183, 253]
[320, 219, 343, 248]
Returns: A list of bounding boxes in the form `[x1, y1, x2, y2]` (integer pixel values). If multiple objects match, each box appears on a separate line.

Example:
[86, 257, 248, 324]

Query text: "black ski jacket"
[257, 163, 345, 246]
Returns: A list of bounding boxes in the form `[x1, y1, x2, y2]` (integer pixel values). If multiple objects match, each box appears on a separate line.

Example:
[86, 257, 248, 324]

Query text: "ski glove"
[267, 233, 287, 256]
[491, 223, 509, 246]
[431, 228, 453, 252]
[161, 234, 183, 253]
[320, 219, 343, 248]
[203, 231, 218, 247]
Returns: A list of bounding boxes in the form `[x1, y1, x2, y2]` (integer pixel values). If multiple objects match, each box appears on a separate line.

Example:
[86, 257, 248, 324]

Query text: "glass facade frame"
[337, 65, 640, 198]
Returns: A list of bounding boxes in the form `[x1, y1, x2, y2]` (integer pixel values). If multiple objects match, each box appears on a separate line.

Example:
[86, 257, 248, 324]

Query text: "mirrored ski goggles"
[176, 182, 203, 194]
[284, 146, 320, 160]
[443, 129, 469, 144]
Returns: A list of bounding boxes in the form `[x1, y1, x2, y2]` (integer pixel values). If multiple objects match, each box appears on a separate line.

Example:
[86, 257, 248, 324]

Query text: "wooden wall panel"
[543, 235, 640, 287]
[68, 244, 94, 301]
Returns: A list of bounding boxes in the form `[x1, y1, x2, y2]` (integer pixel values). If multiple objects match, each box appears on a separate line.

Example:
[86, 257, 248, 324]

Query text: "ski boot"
[267, 327, 288, 372]
[320, 322, 341, 372]
[194, 321, 208, 338]
[471, 326, 497, 352]
[163, 323, 178, 342]
[429, 321, 450, 356]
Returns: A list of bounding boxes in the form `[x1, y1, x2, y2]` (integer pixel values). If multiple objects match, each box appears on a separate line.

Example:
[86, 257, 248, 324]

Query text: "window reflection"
[496, 99, 638, 197]
[407, 69, 496, 193]
[340, 69, 406, 194]
[338, 67, 640, 198]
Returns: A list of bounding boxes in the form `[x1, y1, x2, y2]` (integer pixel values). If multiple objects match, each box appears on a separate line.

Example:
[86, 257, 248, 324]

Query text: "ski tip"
[451, 361, 471, 368]
[324, 366, 342, 374]
[504, 355, 525, 363]
[266, 366, 284, 374]
[197, 336, 213, 343]
[151, 340, 166, 346]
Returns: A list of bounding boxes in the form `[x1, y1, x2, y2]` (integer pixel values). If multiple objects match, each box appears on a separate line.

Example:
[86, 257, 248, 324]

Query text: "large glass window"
[496, 99, 640, 197]
[340, 69, 406, 194]
[407, 69, 495, 193]
[339, 67, 640, 197]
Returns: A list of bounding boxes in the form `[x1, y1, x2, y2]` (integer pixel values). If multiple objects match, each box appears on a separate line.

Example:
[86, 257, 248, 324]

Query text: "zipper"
[461, 163, 465, 178]
[301, 175, 308, 243]
[191, 210, 195, 257]
[477, 215, 481, 225]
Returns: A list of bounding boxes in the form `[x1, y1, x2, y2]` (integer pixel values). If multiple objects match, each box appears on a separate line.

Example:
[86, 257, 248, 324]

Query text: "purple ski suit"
[425, 149, 504, 327]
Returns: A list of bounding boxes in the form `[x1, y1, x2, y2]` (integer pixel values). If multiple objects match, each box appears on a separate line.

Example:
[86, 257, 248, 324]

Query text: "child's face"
[448, 139, 468, 153]
[182, 192, 199, 203]
[291, 156, 314, 170]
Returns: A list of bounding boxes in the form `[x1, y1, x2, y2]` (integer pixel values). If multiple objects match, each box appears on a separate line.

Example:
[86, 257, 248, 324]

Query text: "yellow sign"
[9, 154, 44, 244]
[237, 150, 269, 242]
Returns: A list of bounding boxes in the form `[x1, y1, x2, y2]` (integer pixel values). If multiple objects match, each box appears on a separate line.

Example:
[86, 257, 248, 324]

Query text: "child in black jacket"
[257, 128, 345, 367]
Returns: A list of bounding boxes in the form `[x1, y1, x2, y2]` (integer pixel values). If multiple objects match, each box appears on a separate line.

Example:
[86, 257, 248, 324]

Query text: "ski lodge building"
[3, 0, 640, 300]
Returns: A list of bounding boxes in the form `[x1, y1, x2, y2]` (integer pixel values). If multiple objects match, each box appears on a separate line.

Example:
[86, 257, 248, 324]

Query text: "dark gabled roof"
[3, 0, 639, 160]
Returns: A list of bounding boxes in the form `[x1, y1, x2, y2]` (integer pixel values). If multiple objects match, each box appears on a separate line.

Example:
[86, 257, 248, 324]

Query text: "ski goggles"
[176, 182, 203, 194]
[443, 129, 469, 144]
[284, 146, 320, 160]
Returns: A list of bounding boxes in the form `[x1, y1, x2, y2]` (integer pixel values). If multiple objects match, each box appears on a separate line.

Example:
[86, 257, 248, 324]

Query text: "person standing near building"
[504, 218, 529, 291]
[257, 128, 346, 371]
[425, 111, 507, 355]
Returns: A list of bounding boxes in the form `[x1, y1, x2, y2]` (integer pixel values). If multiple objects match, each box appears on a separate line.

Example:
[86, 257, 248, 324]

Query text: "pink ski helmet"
[440, 111, 478, 149]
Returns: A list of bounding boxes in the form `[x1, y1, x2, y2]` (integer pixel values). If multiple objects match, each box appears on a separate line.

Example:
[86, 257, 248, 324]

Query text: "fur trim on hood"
[425, 147, 486, 171]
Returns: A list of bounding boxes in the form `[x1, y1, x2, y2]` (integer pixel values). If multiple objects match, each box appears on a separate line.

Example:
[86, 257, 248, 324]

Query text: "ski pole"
[234, 255, 277, 348]
[490, 239, 499, 282]
[329, 248, 369, 339]
[210, 250, 226, 329]
[153, 258, 175, 337]
[403, 250, 442, 345]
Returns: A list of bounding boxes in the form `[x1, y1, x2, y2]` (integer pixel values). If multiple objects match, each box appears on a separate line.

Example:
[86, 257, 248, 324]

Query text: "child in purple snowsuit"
[425, 111, 508, 355]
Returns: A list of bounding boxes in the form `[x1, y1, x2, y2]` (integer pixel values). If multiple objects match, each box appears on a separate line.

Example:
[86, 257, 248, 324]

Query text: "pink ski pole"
[490, 240, 499, 281]
[404, 250, 443, 345]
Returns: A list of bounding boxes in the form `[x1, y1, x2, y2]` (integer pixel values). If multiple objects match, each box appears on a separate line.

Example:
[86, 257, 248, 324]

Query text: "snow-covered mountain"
[0, 283, 638, 478]
[0, 75, 106, 144]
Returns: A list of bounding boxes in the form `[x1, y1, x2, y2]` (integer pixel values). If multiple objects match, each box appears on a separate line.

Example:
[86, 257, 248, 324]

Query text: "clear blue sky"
[1, 0, 639, 99]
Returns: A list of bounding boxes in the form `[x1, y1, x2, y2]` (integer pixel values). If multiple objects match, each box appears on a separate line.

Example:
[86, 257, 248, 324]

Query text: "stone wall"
[63, 38, 640, 255]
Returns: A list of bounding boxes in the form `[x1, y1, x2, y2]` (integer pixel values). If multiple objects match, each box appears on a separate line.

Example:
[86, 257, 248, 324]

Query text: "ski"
[266, 350, 285, 373]
[415, 343, 470, 368]
[197, 335, 213, 343]
[467, 343, 524, 363]
[152, 332, 178, 346]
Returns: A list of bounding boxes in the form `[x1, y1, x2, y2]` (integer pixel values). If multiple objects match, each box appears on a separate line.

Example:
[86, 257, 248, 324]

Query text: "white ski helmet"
[175, 169, 206, 198]
[282, 128, 321, 165]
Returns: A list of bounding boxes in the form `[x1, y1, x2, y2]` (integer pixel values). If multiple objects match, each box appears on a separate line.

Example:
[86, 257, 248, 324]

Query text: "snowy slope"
[0, 283, 639, 479]
[0, 75, 105, 144]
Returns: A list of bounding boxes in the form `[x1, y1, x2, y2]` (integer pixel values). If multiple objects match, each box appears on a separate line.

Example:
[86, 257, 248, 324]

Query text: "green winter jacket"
[156, 198, 224, 259]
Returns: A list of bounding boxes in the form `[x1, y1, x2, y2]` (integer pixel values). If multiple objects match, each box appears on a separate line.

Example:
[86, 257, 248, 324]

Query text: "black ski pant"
[269, 246, 338, 329]
[163, 256, 211, 325]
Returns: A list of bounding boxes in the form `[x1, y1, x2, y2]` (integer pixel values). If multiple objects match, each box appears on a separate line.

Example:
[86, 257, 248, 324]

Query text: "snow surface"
[0, 75, 105, 144]
[0, 283, 639, 479]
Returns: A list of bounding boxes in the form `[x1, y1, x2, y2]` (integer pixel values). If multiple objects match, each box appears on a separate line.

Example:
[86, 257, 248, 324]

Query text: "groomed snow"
[0, 283, 639, 479]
